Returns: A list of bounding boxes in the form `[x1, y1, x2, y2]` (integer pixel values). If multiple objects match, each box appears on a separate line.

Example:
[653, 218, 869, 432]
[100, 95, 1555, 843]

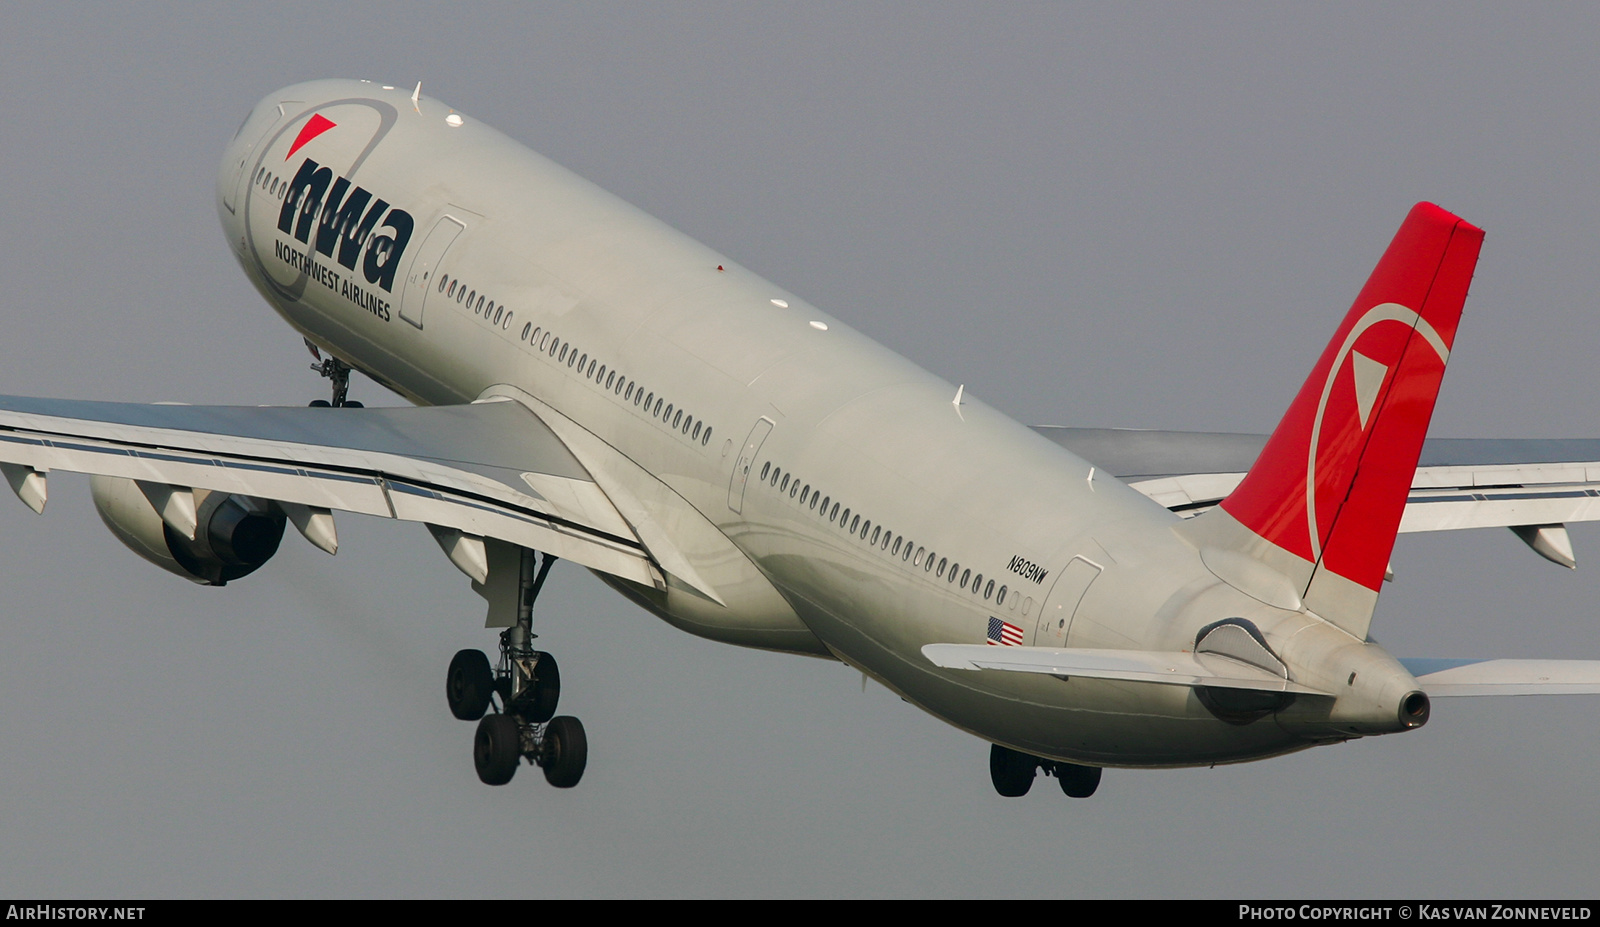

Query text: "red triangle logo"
[286, 113, 337, 161]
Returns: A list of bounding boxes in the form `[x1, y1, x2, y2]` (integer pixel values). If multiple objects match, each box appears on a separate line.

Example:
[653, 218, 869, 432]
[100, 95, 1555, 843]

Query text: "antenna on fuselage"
[411, 82, 422, 113]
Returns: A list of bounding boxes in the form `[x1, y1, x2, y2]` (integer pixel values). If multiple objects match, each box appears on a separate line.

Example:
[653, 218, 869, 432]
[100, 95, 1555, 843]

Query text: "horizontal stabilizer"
[1401, 658, 1600, 696]
[922, 644, 1328, 694]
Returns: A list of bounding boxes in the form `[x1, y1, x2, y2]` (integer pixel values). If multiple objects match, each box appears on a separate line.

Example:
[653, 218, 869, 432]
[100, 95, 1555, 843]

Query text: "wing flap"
[922, 643, 1328, 694]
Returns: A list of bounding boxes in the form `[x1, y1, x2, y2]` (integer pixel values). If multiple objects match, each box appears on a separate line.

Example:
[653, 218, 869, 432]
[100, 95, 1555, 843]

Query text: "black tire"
[307, 399, 332, 408]
[989, 743, 1035, 797]
[523, 651, 561, 723]
[474, 713, 522, 786]
[541, 715, 587, 788]
[341, 400, 364, 408]
[447, 649, 494, 721]
[1055, 762, 1102, 798]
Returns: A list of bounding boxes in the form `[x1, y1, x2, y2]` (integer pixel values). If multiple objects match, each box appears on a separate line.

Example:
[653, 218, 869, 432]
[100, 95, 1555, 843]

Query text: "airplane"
[1, 77, 1597, 798]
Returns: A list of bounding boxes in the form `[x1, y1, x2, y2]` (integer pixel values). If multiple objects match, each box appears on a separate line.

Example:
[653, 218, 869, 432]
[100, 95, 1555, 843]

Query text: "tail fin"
[1193, 203, 1484, 639]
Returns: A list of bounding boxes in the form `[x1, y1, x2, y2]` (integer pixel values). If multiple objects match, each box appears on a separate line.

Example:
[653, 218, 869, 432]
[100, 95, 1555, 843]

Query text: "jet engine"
[90, 476, 286, 586]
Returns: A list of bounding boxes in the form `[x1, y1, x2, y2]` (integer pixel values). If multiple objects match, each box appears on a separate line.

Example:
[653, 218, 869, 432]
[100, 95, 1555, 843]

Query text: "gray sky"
[1, 3, 1598, 898]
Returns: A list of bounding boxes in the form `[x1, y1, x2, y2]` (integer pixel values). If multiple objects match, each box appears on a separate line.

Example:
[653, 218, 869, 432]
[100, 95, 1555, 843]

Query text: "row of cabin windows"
[756, 460, 1013, 608]
[436, 274, 513, 331]
[255, 167, 289, 201]
[523, 325, 713, 448]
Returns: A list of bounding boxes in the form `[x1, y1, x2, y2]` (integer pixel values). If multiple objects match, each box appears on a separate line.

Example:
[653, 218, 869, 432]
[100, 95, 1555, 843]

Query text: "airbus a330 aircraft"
[3, 79, 1598, 797]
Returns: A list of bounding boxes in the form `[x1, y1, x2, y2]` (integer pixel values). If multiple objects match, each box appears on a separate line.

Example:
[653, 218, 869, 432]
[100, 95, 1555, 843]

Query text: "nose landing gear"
[304, 340, 364, 408]
[446, 550, 588, 788]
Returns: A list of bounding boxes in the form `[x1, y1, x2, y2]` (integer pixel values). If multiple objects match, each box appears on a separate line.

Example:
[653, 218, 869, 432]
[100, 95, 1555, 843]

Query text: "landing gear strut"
[988, 744, 1102, 798]
[304, 340, 363, 408]
[446, 549, 587, 788]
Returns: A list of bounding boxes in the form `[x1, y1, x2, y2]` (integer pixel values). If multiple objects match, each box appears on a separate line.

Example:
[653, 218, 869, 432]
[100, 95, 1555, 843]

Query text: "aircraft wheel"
[341, 400, 364, 408]
[447, 649, 494, 720]
[989, 744, 1035, 797]
[307, 399, 332, 408]
[1055, 762, 1102, 798]
[474, 714, 522, 785]
[524, 652, 560, 723]
[541, 715, 587, 788]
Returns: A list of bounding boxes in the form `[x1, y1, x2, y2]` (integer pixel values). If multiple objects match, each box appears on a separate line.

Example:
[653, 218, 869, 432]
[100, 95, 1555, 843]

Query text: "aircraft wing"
[1037, 427, 1600, 563]
[0, 394, 659, 588]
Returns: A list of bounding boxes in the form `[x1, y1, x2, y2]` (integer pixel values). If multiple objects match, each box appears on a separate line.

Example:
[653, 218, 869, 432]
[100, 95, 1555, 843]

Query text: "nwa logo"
[276, 156, 414, 293]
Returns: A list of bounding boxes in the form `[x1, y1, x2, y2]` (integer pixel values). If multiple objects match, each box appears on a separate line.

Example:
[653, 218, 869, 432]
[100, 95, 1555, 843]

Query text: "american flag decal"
[987, 617, 1024, 647]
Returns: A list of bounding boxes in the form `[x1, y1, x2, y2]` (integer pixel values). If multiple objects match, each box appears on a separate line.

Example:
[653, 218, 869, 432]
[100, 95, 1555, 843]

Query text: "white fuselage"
[216, 80, 1404, 768]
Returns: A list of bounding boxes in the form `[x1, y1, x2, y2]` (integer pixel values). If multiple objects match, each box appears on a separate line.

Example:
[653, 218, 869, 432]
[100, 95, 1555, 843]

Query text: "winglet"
[1194, 204, 1484, 638]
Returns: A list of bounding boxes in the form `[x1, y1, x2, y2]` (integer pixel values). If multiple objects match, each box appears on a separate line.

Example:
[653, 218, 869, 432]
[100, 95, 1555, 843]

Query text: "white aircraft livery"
[3, 78, 1599, 796]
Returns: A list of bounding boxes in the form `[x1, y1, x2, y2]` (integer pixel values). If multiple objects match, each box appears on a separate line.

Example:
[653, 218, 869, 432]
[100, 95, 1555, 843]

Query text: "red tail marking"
[1220, 203, 1484, 592]
[285, 113, 337, 161]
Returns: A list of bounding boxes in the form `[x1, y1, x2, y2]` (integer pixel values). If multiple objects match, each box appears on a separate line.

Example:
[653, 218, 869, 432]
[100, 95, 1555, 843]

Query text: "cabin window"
[916, 547, 927, 568]
[476, 296, 485, 315]
[959, 568, 970, 589]
[998, 585, 1008, 605]
[521, 322, 531, 340]
[830, 502, 840, 522]
[438, 275, 449, 293]
[568, 351, 577, 368]
[779, 473, 788, 492]
[936, 558, 947, 578]
[850, 514, 860, 534]
[892, 538, 902, 556]
[654, 398, 663, 417]
[840, 508, 851, 527]
[972, 573, 983, 594]
[985, 580, 995, 600]
[503, 311, 512, 329]
[695, 422, 704, 441]
[760, 462, 771, 481]
[673, 409, 683, 429]
[702, 428, 712, 446]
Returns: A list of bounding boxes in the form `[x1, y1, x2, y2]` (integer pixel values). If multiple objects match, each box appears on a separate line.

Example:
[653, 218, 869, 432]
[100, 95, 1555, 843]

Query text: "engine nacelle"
[90, 476, 286, 586]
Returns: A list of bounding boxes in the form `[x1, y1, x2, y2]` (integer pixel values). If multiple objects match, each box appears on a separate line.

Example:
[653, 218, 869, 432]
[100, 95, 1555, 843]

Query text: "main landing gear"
[989, 744, 1101, 798]
[304, 340, 363, 408]
[445, 550, 587, 788]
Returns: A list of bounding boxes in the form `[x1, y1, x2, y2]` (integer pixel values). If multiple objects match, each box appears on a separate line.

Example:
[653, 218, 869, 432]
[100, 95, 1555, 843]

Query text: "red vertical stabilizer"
[1214, 203, 1483, 636]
